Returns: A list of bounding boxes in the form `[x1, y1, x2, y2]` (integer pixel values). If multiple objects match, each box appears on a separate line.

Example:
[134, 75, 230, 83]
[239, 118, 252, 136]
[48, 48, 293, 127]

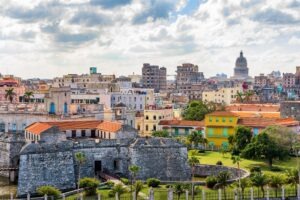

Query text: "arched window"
[146, 115, 149, 120]
[145, 125, 149, 131]
[153, 125, 156, 131]
[153, 115, 156, 120]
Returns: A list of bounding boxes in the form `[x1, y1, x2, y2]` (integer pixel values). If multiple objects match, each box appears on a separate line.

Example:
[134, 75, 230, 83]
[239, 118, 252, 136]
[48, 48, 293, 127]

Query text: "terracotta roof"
[158, 120, 204, 127]
[238, 117, 299, 128]
[26, 120, 103, 135]
[97, 121, 122, 132]
[206, 111, 238, 117]
[231, 111, 280, 118]
[226, 104, 280, 112]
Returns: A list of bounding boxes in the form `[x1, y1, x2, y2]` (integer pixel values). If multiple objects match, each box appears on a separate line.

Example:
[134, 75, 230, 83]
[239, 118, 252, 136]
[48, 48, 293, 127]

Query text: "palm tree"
[174, 183, 185, 200]
[23, 91, 34, 111]
[187, 131, 207, 149]
[215, 171, 231, 200]
[251, 172, 269, 198]
[24, 91, 34, 103]
[75, 152, 86, 194]
[244, 90, 254, 103]
[239, 178, 250, 200]
[189, 156, 200, 200]
[5, 88, 16, 103]
[235, 91, 244, 103]
[112, 183, 127, 199]
[133, 180, 144, 200]
[129, 165, 140, 198]
[285, 168, 299, 194]
[269, 174, 285, 197]
[232, 156, 242, 189]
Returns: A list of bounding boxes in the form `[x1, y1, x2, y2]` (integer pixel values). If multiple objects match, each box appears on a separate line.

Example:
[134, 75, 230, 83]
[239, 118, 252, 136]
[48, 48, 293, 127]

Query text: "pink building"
[0, 77, 25, 103]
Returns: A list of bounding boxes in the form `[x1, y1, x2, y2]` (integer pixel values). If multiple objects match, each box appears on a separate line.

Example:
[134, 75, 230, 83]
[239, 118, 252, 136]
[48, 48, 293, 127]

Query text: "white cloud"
[0, 0, 299, 79]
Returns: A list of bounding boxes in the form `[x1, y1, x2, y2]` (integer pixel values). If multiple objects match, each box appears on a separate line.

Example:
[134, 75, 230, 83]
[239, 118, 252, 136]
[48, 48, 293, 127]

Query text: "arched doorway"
[50, 102, 55, 114]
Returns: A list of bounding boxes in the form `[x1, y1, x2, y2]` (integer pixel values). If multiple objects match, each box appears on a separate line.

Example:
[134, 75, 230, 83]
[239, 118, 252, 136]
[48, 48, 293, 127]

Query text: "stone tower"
[233, 51, 249, 79]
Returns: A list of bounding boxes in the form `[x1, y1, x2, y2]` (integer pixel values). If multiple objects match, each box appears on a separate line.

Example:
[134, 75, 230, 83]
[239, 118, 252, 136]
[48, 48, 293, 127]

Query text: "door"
[94, 161, 102, 175]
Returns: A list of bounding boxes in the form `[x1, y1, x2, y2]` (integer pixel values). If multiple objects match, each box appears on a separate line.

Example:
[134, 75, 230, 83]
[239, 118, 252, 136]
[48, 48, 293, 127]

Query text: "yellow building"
[202, 86, 243, 105]
[204, 111, 239, 149]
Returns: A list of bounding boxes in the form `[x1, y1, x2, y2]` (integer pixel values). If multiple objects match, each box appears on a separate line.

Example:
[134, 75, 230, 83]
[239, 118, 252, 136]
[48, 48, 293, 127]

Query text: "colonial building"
[158, 120, 204, 136]
[202, 86, 243, 105]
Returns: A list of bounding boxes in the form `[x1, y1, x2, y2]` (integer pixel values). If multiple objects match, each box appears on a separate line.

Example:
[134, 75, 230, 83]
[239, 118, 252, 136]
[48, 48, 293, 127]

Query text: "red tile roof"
[238, 117, 299, 128]
[206, 111, 238, 117]
[226, 104, 280, 112]
[231, 111, 280, 118]
[97, 121, 122, 132]
[26, 120, 107, 135]
[158, 120, 204, 127]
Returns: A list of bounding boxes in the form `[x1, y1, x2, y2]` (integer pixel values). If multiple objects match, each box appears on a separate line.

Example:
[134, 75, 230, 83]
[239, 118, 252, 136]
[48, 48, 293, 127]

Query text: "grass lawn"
[190, 150, 299, 175]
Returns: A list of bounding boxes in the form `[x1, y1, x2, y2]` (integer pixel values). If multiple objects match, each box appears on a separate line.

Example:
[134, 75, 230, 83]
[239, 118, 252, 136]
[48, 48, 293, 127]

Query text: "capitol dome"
[235, 51, 247, 68]
[233, 51, 249, 79]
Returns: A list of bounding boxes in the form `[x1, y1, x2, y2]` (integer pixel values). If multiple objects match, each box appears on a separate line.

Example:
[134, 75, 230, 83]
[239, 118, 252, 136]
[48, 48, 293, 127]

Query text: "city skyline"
[0, 0, 300, 79]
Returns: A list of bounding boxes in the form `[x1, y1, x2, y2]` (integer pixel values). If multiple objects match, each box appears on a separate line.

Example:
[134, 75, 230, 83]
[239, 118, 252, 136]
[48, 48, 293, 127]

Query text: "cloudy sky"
[0, 0, 299, 79]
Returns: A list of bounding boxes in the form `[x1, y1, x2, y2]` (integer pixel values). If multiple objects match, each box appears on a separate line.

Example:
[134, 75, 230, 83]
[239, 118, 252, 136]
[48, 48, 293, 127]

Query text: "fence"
[1, 185, 300, 200]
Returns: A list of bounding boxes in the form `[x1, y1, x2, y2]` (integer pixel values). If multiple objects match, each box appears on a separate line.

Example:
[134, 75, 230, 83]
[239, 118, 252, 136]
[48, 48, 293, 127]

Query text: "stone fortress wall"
[17, 138, 191, 196]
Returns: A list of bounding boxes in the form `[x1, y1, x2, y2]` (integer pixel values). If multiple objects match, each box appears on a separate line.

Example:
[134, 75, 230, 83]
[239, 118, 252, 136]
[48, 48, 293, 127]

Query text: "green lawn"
[190, 150, 299, 175]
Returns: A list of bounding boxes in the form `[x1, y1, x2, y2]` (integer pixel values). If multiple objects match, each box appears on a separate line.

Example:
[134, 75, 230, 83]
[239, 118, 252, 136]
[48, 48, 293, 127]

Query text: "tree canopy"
[182, 100, 217, 121]
[152, 130, 170, 138]
[229, 126, 252, 155]
[241, 132, 289, 167]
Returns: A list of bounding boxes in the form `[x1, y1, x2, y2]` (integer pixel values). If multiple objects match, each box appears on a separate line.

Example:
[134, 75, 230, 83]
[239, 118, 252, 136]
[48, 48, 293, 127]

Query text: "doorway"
[94, 161, 102, 176]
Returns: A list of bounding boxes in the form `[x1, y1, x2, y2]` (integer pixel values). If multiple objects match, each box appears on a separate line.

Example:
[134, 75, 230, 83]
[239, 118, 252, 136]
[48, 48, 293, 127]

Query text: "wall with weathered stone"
[129, 138, 191, 181]
[17, 142, 76, 197]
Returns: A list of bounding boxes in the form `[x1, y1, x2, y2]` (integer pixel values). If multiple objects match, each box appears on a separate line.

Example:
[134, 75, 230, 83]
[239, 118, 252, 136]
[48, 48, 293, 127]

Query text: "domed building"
[231, 51, 251, 80]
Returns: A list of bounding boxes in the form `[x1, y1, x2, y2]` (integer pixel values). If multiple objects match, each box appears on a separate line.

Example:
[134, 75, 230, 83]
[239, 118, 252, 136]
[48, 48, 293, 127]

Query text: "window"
[153, 115, 156, 120]
[145, 125, 149, 131]
[229, 118, 233, 122]
[216, 118, 219, 122]
[253, 128, 259, 136]
[223, 128, 228, 137]
[81, 130, 86, 137]
[91, 130, 96, 138]
[137, 125, 140, 131]
[208, 128, 213, 136]
[114, 160, 120, 171]
[0, 123, 5, 132]
[222, 118, 226, 122]
[146, 115, 149, 120]
[153, 125, 156, 131]
[72, 130, 76, 138]
[209, 117, 212, 122]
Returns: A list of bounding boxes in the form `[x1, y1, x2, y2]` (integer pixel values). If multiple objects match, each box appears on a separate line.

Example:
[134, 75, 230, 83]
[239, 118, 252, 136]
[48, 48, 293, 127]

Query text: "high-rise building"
[176, 63, 204, 86]
[142, 63, 167, 92]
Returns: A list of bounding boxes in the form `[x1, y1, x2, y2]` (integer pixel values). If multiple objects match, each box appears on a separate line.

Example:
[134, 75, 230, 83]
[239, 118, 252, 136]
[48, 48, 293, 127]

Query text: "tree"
[215, 171, 231, 200]
[285, 168, 299, 194]
[133, 180, 144, 200]
[24, 91, 34, 103]
[244, 90, 254, 103]
[111, 183, 127, 199]
[229, 126, 252, 155]
[232, 156, 242, 189]
[182, 100, 216, 121]
[75, 152, 86, 194]
[36, 186, 61, 199]
[235, 91, 244, 103]
[189, 156, 200, 200]
[239, 178, 250, 200]
[79, 177, 100, 196]
[250, 172, 269, 198]
[174, 183, 185, 200]
[269, 174, 285, 197]
[241, 132, 289, 167]
[129, 165, 140, 195]
[188, 131, 207, 148]
[152, 130, 169, 138]
[5, 88, 16, 103]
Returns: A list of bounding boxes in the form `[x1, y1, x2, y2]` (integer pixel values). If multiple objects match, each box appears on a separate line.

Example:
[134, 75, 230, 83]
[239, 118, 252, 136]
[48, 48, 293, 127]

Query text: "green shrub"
[120, 178, 129, 185]
[205, 176, 217, 189]
[147, 178, 161, 187]
[250, 166, 261, 175]
[270, 166, 282, 172]
[79, 177, 100, 196]
[106, 180, 115, 188]
[36, 186, 61, 199]
[216, 161, 223, 165]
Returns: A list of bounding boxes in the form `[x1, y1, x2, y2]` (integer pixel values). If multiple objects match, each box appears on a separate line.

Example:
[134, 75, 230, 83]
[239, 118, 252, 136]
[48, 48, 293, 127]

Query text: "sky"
[0, 0, 300, 79]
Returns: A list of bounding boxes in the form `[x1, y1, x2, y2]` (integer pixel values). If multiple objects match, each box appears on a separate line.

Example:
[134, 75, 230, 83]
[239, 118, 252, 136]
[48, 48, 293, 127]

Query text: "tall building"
[176, 63, 204, 86]
[232, 51, 250, 80]
[142, 63, 167, 92]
